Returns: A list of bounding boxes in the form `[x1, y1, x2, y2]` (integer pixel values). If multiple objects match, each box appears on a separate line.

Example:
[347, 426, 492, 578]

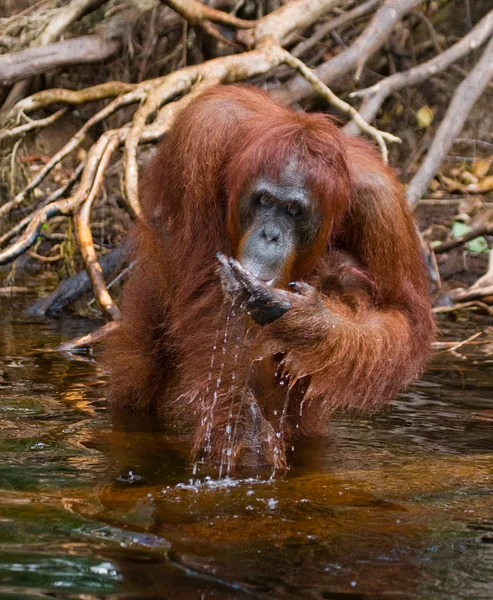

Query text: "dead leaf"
[416, 106, 434, 129]
[472, 157, 492, 179]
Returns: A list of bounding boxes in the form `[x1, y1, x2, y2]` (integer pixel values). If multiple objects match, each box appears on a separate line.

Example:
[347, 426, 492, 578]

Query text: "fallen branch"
[438, 294, 493, 309]
[406, 33, 493, 207]
[252, 0, 343, 46]
[291, 0, 381, 59]
[25, 244, 129, 317]
[433, 331, 484, 351]
[344, 9, 493, 136]
[37, 0, 109, 46]
[444, 248, 493, 306]
[0, 35, 121, 86]
[162, 0, 255, 45]
[0, 161, 85, 247]
[56, 320, 119, 352]
[1, 0, 110, 112]
[276, 0, 422, 104]
[0, 129, 126, 265]
[281, 50, 400, 162]
[0, 82, 154, 219]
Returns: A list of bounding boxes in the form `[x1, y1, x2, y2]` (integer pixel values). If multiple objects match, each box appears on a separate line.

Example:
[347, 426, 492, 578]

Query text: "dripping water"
[192, 302, 228, 475]
[218, 314, 251, 478]
[203, 301, 236, 456]
[272, 375, 291, 479]
[225, 353, 265, 478]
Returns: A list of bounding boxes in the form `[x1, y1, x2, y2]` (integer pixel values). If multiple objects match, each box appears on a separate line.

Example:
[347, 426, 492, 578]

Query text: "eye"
[255, 194, 274, 208]
[285, 202, 302, 218]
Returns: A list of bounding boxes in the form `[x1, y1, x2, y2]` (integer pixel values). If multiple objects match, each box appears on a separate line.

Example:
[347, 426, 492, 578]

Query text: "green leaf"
[451, 221, 489, 254]
[451, 221, 472, 238]
[466, 236, 489, 254]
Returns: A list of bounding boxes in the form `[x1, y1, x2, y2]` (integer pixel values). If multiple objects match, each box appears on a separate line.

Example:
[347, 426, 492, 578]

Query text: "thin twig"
[0, 108, 66, 143]
[281, 49, 400, 161]
[291, 0, 380, 58]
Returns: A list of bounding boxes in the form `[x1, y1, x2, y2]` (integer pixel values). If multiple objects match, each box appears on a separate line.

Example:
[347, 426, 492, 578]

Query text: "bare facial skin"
[237, 162, 321, 287]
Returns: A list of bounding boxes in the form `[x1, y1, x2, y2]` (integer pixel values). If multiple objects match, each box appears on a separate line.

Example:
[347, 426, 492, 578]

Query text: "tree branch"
[276, 0, 422, 104]
[344, 8, 493, 136]
[0, 35, 121, 86]
[406, 34, 493, 207]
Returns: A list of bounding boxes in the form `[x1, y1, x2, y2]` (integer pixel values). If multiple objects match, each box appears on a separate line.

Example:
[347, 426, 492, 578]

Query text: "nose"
[260, 224, 281, 244]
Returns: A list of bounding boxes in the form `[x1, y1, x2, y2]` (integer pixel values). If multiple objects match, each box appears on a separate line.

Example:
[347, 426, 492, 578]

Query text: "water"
[0, 290, 492, 599]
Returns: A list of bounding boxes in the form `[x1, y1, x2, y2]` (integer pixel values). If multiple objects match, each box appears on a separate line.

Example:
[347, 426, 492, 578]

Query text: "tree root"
[0, 0, 490, 324]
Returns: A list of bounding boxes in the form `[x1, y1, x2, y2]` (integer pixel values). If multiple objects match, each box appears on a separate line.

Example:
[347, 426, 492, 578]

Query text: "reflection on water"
[0, 292, 492, 599]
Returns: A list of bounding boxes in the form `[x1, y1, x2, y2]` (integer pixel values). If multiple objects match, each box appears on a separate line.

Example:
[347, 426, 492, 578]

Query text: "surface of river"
[0, 290, 492, 599]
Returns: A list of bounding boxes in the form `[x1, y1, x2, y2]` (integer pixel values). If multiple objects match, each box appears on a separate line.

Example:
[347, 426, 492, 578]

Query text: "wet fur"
[103, 85, 434, 472]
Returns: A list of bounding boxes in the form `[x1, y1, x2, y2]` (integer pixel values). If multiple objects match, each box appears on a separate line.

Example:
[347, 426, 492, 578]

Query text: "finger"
[288, 281, 316, 297]
[228, 257, 269, 297]
[217, 253, 243, 296]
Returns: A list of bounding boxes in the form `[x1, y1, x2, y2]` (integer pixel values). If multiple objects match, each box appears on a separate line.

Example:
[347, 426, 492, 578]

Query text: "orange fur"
[103, 85, 434, 472]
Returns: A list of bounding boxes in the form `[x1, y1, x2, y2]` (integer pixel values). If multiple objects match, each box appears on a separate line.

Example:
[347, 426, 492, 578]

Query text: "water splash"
[203, 301, 235, 456]
[272, 382, 291, 478]
[224, 355, 258, 478]
[218, 315, 251, 478]
[192, 302, 227, 475]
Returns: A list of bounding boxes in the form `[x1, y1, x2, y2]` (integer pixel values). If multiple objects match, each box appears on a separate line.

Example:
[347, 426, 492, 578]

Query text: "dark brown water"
[0, 290, 492, 599]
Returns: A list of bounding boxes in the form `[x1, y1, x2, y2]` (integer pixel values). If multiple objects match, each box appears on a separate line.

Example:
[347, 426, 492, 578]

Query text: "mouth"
[237, 256, 280, 287]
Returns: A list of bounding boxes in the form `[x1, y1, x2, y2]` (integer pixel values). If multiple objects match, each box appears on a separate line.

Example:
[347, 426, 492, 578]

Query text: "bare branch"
[291, 0, 381, 59]
[255, 0, 343, 46]
[38, 0, 109, 46]
[344, 9, 493, 135]
[0, 109, 66, 143]
[0, 129, 124, 265]
[434, 223, 493, 254]
[56, 321, 119, 352]
[1, 0, 110, 112]
[281, 49, 400, 162]
[0, 36, 121, 86]
[276, 0, 422, 104]
[0, 161, 84, 247]
[162, 0, 255, 29]
[406, 34, 493, 207]
[0, 83, 153, 219]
